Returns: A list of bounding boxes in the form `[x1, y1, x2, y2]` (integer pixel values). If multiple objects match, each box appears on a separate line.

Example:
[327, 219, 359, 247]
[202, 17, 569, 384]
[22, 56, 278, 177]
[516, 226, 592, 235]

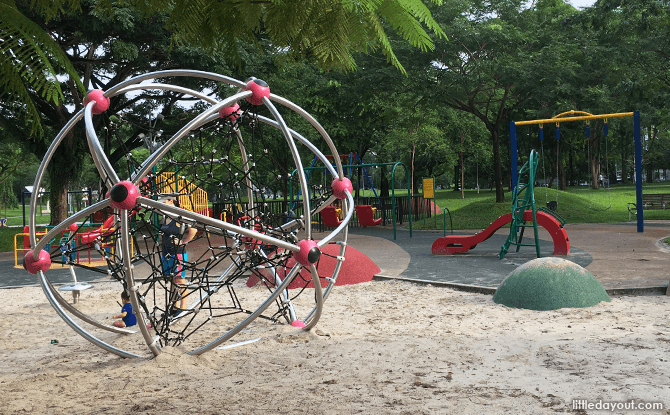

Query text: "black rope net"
[51, 99, 343, 350]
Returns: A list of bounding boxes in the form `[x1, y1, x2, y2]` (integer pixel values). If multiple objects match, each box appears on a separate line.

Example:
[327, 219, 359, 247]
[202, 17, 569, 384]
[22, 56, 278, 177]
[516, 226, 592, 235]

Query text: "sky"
[567, 0, 598, 8]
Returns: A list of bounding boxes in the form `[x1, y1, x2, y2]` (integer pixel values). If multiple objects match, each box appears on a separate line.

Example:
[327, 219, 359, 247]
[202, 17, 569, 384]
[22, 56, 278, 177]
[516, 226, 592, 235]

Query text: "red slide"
[431, 210, 569, 255]
[79, 215, 117, 245]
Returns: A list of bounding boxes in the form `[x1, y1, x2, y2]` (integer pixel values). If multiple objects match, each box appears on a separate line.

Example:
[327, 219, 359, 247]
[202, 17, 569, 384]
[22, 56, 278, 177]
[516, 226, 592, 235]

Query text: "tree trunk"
[453, 164, 460, 192]
[557, 140, 566, 191]
[460, 132, 465, 199]
[380, 165, 389, 198]
[48, 128, 78, 226]
[410, 142, 415, 196]
[620, 133, 628, 184]
[568, 145, 574, 186]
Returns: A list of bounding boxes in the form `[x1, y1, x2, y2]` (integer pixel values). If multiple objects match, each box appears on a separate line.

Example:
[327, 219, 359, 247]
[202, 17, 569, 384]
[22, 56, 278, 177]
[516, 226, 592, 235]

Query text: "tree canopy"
[2, 0, 670, 225]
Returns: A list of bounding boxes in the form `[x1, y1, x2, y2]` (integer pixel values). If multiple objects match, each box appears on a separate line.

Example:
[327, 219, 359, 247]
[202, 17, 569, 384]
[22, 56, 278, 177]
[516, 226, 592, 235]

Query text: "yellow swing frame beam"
[514, 110, 634, 126]
[510, 110, 643, 232]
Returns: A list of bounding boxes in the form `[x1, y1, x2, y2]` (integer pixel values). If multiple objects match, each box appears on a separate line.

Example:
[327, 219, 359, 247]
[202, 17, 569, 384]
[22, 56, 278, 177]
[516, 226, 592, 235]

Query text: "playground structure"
[15, 216, 123, 268]
[510, 110, 643, 231]
[23, 70, 355, 358]
[432, 150, 569, 257]
[295, 155, 413, 239]
[431, 210, 569, 256]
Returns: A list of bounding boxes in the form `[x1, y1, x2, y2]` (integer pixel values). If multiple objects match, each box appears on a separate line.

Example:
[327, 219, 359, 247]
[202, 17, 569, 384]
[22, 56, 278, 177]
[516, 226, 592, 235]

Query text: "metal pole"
[510, 122, 518, 189]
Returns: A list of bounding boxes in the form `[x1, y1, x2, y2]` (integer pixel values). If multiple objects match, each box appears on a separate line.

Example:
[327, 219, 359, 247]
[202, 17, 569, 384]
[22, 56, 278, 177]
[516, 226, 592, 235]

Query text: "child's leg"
[172, 278, 188, 310]
[113, 320, 126, 328]
[174, 254, 188, 309]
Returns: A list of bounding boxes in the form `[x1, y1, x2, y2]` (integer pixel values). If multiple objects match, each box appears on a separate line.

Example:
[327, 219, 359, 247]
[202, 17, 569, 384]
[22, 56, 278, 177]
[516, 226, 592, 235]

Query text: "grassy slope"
[414, 183, 670, 231]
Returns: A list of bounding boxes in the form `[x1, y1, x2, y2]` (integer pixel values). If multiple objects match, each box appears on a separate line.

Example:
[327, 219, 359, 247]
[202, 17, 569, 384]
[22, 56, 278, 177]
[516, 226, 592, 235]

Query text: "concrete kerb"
[374, 274, 667, 297]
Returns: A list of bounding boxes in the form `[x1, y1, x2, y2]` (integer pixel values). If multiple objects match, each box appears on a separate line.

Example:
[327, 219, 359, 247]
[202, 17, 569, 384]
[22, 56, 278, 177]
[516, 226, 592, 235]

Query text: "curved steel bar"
[303, 239, 348, 325]
[28, 110, 85, 253]
[84, 102, 120, 187]
[302, 263, 325, 329]
[270, 94, 344, 179]
[318, 191, 354, 247]
[258, 248, 297, 322]
[44, 277, 135, 335]
[252, 113, 339, 178]
[114, 84, 218, 105]
[195, 111, 340, 180]
[31, 199, 112, 254]
[37, 270, 142, 358]
[104, 69, 246, 98]
[189, 264, 303, 355]
[262, 97, 314, 240]
[120, 213, 160, 356]
[312, 195, 339, 215]
[138, 197, 298, 252]
[132, 92, 252, 183]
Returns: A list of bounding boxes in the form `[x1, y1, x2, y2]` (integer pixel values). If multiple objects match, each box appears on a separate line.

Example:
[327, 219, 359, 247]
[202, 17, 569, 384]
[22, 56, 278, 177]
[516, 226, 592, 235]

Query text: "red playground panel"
[431, 210, 570, 256]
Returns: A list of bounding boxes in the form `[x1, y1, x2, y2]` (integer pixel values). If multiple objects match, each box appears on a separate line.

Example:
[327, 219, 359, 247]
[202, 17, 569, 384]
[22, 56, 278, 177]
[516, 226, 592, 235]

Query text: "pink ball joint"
[83, 89, 110, 115]
[218, 103, 241, 122]
[295, 239, 321, 267]
[331, 177, 353, 200]
[108, 181, 140, 210]
[244, 78, 270, 106]
[291, 320, 306, 328]
[23, 250, 52, 274]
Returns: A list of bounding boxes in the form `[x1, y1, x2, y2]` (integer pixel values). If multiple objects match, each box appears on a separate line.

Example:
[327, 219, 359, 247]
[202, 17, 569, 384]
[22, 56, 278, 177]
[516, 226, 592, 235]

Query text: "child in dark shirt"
[112, 291, 137, 328]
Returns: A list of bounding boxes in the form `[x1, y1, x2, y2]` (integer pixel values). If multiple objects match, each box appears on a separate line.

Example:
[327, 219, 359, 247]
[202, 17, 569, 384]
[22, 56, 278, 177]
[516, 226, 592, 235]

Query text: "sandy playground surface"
[1, 279, 669, 414]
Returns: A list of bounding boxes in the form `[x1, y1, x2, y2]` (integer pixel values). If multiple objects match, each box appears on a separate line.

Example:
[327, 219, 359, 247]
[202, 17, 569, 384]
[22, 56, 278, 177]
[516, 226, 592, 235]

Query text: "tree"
[2, 0, 448, 224]
[27, 0, 446, 74]
[0, 0, 84, 137]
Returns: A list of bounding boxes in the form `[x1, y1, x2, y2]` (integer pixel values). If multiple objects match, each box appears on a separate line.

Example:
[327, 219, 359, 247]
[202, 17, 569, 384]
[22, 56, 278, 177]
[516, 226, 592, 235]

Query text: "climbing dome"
[493, 257, 611, 311]
[23, 70, 354, 357]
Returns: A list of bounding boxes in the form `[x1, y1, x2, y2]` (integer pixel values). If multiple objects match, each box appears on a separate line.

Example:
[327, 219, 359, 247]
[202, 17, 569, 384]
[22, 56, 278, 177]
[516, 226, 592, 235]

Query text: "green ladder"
[499, 150, 541, 260]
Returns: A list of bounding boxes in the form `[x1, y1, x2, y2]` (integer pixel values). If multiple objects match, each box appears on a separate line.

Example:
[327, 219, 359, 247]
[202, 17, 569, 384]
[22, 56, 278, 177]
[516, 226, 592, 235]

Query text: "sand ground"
[1, 280, 669, 414]
[1, 222, 670, 414]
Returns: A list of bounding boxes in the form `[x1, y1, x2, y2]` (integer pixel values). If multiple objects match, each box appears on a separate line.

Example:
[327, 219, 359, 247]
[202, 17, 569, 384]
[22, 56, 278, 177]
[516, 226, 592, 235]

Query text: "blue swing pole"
[353, 153, 382, 210]
[291, 155, 319, 211]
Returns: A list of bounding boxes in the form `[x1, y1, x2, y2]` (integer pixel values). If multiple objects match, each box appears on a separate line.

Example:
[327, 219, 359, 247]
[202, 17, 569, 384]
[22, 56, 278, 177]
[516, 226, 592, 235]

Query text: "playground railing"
[14, 230, 50, 267]
[15, 223, 134, 268]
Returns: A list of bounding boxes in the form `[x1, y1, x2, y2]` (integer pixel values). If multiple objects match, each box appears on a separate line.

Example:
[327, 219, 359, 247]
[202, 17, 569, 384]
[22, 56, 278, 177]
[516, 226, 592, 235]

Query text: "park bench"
[627, 193, 670, 221]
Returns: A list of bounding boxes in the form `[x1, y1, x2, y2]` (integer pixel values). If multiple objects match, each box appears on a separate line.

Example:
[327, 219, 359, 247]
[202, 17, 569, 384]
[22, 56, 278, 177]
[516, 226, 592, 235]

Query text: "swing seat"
[546, 200, 557, 211]
[354, 205, 382, 227]
[320, 206, 342, 228]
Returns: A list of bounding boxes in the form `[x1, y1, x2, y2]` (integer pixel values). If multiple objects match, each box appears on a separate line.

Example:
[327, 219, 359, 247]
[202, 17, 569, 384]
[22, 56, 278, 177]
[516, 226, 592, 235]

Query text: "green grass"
[3, 182, 669, 253]
[0, 226, 47, 254]
[413, 182, 670, 231]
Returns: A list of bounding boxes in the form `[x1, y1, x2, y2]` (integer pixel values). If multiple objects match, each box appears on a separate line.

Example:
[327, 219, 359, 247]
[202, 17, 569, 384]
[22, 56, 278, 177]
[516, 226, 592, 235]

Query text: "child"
[112, 291, 137, 328]
[160, 197, 196, 315]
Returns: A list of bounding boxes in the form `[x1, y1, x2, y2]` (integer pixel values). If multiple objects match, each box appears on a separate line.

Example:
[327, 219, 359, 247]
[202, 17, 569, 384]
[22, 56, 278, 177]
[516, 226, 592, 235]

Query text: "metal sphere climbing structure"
[24, 70, 354, 357]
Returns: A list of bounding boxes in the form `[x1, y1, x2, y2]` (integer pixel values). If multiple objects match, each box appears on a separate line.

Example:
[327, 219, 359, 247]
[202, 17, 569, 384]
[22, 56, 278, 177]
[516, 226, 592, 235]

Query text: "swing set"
[510, 110, 645, 232]
[292, 153, 413, 239]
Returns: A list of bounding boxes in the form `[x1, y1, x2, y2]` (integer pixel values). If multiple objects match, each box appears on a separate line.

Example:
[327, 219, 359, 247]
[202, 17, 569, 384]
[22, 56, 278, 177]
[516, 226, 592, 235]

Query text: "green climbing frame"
[499, 150, 541, 259]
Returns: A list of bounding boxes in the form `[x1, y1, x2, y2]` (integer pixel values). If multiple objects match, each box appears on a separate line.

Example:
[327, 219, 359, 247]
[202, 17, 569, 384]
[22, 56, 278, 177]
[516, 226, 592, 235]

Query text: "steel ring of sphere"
[24, 70, 353, 357]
